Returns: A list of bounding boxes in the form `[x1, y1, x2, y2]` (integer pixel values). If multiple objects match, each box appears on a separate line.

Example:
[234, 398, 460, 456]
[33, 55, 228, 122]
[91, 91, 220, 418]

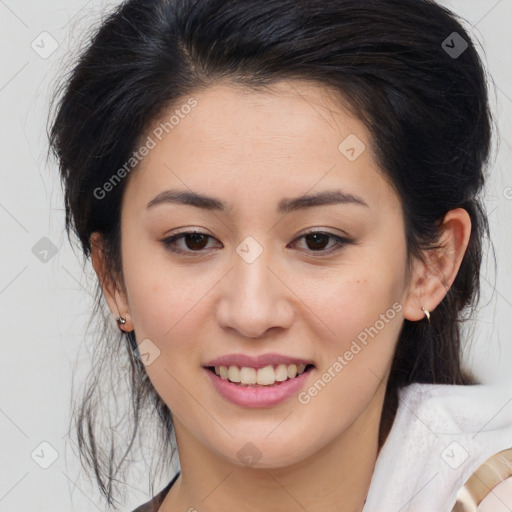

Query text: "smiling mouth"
[205, 363, 315, 387]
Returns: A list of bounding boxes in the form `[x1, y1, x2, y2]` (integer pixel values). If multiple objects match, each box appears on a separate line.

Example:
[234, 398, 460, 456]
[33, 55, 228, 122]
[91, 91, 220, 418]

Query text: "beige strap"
[452, 447, 512, 512]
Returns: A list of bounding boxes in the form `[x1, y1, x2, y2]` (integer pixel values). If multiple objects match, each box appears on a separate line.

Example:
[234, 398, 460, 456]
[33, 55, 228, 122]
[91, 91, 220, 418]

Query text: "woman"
[48, 0, 512, 510]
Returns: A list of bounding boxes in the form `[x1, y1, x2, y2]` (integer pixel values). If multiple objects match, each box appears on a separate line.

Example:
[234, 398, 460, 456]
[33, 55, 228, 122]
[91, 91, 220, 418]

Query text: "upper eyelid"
[162, 230, 349, 253]
[163, 229, 347, 242]
[164, 226, 349, 238]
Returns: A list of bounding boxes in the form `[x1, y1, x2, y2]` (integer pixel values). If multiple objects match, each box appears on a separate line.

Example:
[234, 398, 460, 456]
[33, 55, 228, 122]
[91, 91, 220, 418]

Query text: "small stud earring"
[117, 316, 127, 331]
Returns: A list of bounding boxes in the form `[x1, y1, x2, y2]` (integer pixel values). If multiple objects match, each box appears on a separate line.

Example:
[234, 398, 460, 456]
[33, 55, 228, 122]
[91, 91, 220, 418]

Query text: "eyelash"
[161, 230, 350, 256]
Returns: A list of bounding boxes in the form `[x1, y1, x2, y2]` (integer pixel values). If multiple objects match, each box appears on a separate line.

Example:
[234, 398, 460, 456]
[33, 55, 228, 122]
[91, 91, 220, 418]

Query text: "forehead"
[143, 80, 366, 161]
[124, 80, 399, 216]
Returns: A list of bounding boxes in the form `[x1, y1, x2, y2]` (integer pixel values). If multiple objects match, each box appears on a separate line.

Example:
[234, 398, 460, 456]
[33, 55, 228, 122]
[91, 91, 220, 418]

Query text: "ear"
[90, 232, 133, 331]
[403, 208, 472, 321]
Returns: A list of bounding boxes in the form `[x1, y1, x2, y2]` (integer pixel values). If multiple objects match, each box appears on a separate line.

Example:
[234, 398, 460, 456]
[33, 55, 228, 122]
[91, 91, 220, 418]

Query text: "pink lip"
[204, 366, 315, 408]
[203, 352, 314, 370]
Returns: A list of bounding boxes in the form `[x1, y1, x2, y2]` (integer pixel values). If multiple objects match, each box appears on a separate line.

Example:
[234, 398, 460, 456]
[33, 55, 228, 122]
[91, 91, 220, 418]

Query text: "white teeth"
[275, 364, 288, 382]
[239, 367, 257, 384]
[228, 365, 241, 382]
[287, 363, 297, 379]
[256, 365, 275, 385]
[213, 363, 310, 386]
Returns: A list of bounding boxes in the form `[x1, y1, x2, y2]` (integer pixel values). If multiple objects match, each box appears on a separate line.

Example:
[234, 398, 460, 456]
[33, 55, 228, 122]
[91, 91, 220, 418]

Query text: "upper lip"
[203, 353, 315, 370]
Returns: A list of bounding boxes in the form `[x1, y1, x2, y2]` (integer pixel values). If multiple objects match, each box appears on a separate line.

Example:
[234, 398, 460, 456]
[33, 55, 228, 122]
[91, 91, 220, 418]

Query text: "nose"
[215, 246, 295, 339]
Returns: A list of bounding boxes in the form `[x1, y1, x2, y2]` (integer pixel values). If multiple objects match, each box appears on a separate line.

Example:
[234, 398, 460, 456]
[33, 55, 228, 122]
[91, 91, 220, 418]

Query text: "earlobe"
[90, 232, 133, 331]
[402, 208, 472, 322]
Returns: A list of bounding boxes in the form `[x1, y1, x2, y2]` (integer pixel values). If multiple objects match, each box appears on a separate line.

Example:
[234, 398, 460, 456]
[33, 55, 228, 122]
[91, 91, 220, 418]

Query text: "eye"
[161, 229, 350, 256]
[161, 231, 220, 255]
[289, 230, 349, 254]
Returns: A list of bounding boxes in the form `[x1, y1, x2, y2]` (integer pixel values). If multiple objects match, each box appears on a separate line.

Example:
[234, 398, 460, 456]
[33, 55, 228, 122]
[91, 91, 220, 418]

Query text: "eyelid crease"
[160, 229, 351, 256]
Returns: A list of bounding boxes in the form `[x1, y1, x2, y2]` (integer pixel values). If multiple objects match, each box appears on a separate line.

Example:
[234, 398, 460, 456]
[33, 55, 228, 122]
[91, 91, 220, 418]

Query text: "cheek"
[298, 273, 404, 423]
[122, 259, 209, 410]
[121, 237, 203, 337]
[309, 266, 404, 344]
[302, 259, 406, 404]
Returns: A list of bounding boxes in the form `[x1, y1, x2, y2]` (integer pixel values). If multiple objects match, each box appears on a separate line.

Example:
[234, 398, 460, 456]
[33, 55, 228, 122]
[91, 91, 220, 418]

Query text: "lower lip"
[204, 367, 314, 408]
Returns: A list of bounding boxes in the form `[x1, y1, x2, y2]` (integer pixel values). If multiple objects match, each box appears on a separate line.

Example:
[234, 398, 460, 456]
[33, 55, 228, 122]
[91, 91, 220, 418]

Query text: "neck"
[162, 384, 389, 512]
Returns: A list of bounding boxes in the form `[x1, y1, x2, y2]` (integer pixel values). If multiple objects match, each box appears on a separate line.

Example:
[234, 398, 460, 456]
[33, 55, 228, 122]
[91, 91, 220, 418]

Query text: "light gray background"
[0, 0, 511, 510]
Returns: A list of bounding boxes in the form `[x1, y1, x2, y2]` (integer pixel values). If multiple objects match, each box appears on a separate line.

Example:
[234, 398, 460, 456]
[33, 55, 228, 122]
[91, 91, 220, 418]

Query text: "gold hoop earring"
[421, 307, 431, 324]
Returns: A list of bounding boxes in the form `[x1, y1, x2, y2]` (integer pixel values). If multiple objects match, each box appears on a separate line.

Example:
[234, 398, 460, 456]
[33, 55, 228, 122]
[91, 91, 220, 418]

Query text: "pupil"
[306, 233, 328, 250]
[186, 233, 207, 250]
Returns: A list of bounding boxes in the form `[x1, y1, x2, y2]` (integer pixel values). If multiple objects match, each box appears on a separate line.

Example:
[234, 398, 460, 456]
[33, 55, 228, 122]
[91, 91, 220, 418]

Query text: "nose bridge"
[216, 235, 293, 337]
[235, 239, 273, 303]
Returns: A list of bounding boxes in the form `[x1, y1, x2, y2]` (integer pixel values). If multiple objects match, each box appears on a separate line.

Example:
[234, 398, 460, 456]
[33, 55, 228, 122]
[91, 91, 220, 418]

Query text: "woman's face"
[112, 80, 421, 468]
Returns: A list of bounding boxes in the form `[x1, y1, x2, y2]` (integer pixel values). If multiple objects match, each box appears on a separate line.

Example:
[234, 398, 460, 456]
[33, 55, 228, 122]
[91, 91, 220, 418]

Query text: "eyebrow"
[146, 189, 369, 214]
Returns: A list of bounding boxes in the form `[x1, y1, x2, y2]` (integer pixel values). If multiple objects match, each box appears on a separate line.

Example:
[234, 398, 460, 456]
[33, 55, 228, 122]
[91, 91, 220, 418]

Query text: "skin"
[91, 80, 471, 512]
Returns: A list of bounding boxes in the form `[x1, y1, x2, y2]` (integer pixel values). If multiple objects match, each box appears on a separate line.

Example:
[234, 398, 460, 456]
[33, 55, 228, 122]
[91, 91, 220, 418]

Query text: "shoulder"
[395, 382, 512, 446]
[131, 472, 181, 512]
[397, 381, 512, 428]
[363, 382, 512, 511]
[456, 447, 512, 511]
[477, 478, 512, 511]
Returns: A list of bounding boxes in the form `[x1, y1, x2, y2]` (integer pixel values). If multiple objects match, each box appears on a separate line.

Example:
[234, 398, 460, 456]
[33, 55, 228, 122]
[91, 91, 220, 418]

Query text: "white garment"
[362, 382, 512, 512]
